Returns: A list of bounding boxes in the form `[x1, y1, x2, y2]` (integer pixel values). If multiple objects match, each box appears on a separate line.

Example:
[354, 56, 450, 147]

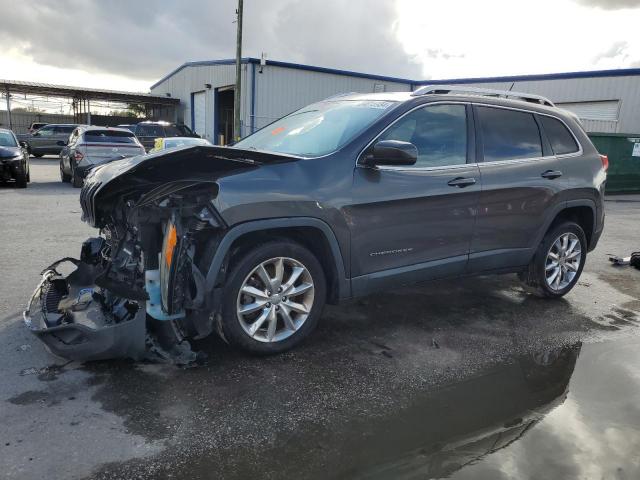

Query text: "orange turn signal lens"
[163, 223, 178, 268]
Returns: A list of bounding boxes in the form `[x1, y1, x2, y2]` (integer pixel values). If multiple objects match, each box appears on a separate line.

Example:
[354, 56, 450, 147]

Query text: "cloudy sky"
[1, 0, 639, 93]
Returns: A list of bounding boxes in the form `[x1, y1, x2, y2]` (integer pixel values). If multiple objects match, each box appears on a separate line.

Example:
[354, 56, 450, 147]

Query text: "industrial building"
[150, 58, 412, 144]
[150, 58, 640, 144]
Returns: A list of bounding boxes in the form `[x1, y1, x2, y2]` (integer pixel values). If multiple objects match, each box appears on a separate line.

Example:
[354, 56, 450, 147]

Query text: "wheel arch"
[536, 200, 597, 251]
[204, 218, 350, 304]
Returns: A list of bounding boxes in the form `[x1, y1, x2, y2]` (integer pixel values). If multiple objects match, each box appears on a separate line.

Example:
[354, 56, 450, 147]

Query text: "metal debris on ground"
[608, 251, 640, 269]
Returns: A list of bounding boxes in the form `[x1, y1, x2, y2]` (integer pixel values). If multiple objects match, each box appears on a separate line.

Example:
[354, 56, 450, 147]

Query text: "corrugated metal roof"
[1, 79, 179, 105]
[150, 57, 640, 91]
[150, 58, 416, 89]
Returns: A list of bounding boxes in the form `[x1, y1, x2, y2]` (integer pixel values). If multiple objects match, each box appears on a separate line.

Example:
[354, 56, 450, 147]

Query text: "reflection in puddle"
[335, 345, 581, 479]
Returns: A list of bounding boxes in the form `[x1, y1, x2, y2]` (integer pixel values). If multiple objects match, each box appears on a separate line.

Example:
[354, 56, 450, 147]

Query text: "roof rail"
[411, 85, 555, 107]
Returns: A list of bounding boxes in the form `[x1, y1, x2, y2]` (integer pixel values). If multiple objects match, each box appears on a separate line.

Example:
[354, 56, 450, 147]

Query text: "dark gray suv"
[24, 86, 606, 361]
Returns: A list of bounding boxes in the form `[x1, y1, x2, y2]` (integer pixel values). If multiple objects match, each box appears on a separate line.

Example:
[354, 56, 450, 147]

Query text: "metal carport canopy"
[1, 79, 180, 105]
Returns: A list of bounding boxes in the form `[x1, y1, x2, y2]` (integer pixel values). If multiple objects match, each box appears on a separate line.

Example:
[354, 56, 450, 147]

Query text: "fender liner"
[203, 217, 351, 300]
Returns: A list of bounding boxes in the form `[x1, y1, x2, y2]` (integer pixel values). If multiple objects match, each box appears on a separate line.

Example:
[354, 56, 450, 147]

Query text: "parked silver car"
[25, 124, 83, 157]
[59, 126, 145, 187]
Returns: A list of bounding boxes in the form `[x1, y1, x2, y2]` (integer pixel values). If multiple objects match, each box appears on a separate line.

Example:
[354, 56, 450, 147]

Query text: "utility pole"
[233, 0, 243, 141]
[5, 87, 12, 130]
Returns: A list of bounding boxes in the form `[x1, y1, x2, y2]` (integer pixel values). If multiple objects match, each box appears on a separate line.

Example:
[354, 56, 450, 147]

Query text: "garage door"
[556, 100, 620, 122]
[192, 91, 206, 137]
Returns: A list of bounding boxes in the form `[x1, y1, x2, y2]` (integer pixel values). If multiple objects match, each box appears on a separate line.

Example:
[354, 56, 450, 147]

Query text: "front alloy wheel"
[237, 257, 315, 343]
[220, 240, 326, 354]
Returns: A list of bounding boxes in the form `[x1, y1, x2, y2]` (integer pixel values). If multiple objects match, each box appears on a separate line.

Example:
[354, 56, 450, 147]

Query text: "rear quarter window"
[540, 116, 579, 155]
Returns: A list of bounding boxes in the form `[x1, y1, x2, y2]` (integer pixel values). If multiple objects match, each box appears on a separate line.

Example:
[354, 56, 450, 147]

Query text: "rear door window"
[540, 116, 579, 155]
[83, 130, 138, 144]
[477, 106, 542, 162]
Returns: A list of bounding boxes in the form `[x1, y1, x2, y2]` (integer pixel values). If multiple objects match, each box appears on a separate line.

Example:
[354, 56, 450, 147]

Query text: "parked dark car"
[24, 86, 606, 362]
[0, 129, 30, 188]
[59, 126, 146, 187]
[24, 123, 83, 157]
[121, 121, 199, 151]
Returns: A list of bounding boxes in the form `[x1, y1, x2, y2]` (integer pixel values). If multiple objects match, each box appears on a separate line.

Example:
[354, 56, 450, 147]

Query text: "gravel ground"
[1, 158, 639, 479]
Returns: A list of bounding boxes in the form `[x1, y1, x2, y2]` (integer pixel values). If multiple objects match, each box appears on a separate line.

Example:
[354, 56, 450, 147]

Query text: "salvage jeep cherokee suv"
[24, 86, 606, 361]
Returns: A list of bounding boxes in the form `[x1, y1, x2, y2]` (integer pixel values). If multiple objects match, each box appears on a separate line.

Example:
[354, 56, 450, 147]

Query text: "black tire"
[71, 161, 83, 188]
[60, 161, 71, 183]
[219, 240, 326, 354]
[14, 172, 27, 188]
[32, 152, 44, 158]
[520, 221, 587, 298]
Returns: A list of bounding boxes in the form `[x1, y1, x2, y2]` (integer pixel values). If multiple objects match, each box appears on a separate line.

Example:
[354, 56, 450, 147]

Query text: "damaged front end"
[23, 145, 288, 362]
[24, 255, 146, 362]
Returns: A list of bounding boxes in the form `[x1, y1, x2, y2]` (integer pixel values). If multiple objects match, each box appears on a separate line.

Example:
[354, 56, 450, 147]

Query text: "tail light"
[600, 154, 609, 172]
[74, 151, 84, 162]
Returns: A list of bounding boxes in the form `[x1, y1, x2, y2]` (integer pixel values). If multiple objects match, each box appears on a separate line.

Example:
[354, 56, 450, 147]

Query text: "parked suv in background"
[59, 126, 145, 187]
[122, 121, 199, 151]
[24, 123, 83, 157]
[25, 86, 607, 362]
[28, 122, 48, 134]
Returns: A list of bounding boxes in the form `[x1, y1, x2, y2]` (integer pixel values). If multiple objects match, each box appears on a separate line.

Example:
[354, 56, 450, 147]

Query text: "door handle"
[447, 177, 476, 188]
[541, 170, 563, 179]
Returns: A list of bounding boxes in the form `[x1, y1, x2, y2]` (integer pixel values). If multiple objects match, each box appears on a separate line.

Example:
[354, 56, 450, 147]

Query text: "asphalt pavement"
[1, 158, 639, 479]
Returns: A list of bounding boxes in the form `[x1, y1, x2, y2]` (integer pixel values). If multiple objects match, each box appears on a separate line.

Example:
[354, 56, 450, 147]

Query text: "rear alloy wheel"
[520, 222, 587, 298]
[220, 241, 326, 354]
[544, 232, 582, 291]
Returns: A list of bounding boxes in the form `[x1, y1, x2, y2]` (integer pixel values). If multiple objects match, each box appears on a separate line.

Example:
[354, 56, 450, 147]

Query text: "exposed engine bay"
[23, 145, 292, 363]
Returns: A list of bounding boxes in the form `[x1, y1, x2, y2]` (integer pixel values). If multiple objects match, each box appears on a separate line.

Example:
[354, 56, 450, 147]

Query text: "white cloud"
[396, 0, 640, 78]
[0, 0, 639, 95]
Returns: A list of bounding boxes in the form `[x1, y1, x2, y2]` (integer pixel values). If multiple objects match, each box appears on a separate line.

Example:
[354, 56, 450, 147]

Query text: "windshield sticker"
[271, 126, 286, 136]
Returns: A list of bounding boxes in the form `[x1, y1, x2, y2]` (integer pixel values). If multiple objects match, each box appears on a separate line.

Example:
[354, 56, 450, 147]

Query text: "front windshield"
[0, 131, 18, 147]
[233, 99, 397, 157]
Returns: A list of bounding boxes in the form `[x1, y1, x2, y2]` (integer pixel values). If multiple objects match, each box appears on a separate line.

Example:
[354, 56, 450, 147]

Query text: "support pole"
[5, 87, 12, 130]
[233, 0, 243, 141]
[87, 99, 91, 125]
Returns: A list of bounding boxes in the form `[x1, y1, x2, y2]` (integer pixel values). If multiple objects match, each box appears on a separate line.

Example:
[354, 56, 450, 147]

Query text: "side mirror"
[363, 140, 418, 167]
[32, 132, 40, 137]
[19, 141, 28, 149]
[57, 140, 68, 146]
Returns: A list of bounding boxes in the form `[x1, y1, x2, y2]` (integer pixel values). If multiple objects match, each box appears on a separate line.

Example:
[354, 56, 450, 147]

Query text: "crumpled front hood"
[88, 145, 299, 187]
[0, 146, 21, 159]
[81, 145, 301, 228]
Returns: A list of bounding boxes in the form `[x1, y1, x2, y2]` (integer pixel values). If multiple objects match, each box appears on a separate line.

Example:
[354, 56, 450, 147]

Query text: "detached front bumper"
[23, 259, 146, 362]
